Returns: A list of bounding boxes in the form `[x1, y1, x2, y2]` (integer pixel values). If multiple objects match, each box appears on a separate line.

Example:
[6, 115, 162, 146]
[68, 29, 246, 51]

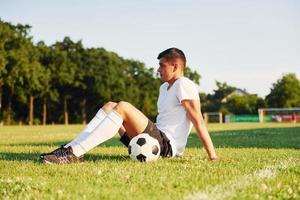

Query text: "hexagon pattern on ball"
[136, 154, 146, 162]
[136, 138, 146, 146]
[128, 133, 161, 162]
[152, 145, 159, 155]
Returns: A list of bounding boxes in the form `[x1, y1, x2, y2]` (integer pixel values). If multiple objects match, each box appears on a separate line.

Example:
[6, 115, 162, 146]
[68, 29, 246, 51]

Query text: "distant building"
[221, 89, 249, 103]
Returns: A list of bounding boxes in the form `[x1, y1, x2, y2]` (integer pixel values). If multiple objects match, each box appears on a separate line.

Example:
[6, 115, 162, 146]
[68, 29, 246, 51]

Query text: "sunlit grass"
[0, 123, 299, 199]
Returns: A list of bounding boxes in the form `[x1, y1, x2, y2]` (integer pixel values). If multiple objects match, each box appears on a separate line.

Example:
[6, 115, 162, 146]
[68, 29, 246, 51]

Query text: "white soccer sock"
[70, 110, 123, 157]
[65, 108, 107, 148]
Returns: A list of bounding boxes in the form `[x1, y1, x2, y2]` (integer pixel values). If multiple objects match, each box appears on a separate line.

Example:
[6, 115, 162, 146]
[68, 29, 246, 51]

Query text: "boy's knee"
[107, 101, 117, 107]
[117, 101, 130, 109]
[114, 101, 131, 114]
[102, 101, 117, 113]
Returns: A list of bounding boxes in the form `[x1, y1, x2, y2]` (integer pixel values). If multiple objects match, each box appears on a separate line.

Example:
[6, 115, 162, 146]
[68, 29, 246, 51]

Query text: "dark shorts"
[120, 120, 173, 157]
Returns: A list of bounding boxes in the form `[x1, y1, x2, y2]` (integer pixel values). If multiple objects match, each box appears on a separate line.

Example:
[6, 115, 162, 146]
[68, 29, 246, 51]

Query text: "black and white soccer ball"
[128, 133, 161, 162]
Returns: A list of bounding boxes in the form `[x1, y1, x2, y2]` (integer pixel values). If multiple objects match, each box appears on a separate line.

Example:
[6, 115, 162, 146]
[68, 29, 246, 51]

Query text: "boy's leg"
[41, 101, 149, 164]
[116, 101, 149, 147]
[70, 101, 149, 156]
[64, 109, 107, 148]
[64, 102, 118, 148]
[70, 109, 123, 156]
[113, 101, 148, 138]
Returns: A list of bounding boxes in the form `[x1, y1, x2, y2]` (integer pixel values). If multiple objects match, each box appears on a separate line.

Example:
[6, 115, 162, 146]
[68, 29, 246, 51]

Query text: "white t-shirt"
[155, 77, 200, 156]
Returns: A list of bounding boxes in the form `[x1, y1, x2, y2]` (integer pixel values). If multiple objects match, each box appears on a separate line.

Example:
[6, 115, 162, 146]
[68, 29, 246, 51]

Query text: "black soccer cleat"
[40, 145, 83, 164]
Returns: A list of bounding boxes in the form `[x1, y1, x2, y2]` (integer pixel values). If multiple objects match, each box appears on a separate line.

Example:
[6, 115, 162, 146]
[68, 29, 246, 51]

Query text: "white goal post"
[203, 112, 223, 124]
[258, 108, 300, 123]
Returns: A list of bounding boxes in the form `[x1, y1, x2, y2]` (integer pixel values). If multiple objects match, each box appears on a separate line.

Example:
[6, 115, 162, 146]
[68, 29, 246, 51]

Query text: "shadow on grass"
[0, 152, 129, 163]
[187, 127, 300, 149]
[4, 138, 124, 148]
[0, 152, 41, 163]
[0, 138, 128, 163]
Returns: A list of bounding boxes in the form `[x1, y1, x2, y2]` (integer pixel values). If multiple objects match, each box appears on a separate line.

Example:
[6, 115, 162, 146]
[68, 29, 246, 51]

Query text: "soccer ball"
[128, 133, 160, 162]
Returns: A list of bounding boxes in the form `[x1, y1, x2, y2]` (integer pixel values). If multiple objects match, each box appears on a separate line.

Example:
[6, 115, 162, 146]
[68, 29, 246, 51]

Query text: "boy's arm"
[181, 99, 218, 160]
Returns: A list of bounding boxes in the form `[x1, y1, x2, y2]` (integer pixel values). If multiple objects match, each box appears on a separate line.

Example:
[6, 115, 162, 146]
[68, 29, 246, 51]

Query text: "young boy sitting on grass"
[40, 47, 218, 164]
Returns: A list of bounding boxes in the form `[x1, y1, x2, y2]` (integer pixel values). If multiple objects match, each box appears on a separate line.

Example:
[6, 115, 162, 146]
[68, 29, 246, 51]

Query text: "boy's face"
[157, 58, 176, 82]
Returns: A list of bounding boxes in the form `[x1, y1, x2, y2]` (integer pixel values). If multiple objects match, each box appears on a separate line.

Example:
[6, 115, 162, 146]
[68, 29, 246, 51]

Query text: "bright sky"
[1, 0, 299, 97]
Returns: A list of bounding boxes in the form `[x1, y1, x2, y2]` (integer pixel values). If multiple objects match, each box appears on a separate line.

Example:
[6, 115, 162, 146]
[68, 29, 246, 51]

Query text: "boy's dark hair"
[157, 48, 186, 67]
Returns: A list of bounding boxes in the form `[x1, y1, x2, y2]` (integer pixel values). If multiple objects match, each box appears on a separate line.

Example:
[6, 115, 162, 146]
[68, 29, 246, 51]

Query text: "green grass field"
[0, 123, 300, 200]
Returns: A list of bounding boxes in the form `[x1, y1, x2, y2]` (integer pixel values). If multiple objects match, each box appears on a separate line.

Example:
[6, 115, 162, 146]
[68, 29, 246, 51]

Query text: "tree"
[213, 81, 236, 101]
[204, 81, 236, 112]
[23, 42, 49, 125]
[0, 19, 11, 122]
[77, 47, 125, 122]
[184, 66, 201, 84]
[0, 21, 37, 124]
[7, 24, 50, 125]
[36, 41, 57, 125]
[53, 37, 85, 124]
[0, 19, 209, 124]
[125, 60, 161, 119]
[266, 73, 300, 108]
[225, 94, 265, 114]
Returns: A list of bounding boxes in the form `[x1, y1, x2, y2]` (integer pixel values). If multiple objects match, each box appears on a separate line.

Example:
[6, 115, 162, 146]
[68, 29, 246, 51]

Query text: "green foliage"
[225, 94, 265, 114]
[202, 81, 236, 113]
[0, 20, 166, 124]
[36, 41, 58, 101]
[266, 73, 300, 108]
[201, 81, 268, 115]
[0, 20, 11, 85]
[184, 66, 201, 84]
[0, 19, 44, 123]
[213, 81, 236, 100]
[2, 18, 298, 124]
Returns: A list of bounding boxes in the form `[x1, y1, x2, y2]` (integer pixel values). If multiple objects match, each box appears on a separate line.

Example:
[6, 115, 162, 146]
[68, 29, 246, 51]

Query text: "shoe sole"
[41, 159, 55, 165]
[41, 158, 84, 164]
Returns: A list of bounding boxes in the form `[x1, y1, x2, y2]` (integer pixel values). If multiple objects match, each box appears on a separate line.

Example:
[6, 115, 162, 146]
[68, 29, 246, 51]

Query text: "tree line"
[1, 19, 300, 125]
[200, 74, 300, 116]
[0, 19, 201, 125]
